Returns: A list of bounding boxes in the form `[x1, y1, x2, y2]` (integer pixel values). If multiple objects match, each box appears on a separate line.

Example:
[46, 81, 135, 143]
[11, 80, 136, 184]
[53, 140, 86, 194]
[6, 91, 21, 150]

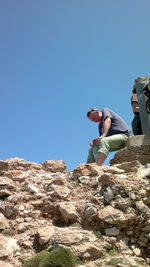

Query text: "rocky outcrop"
[110, 145, 150, 165]
[0, 157, 150, 266]
[110, 135, 150, 165]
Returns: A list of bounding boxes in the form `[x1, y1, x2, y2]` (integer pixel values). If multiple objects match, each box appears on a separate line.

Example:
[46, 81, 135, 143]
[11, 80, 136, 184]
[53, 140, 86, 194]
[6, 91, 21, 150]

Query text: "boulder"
[0, 235, 19, 259]
[42, 160, 67, 172]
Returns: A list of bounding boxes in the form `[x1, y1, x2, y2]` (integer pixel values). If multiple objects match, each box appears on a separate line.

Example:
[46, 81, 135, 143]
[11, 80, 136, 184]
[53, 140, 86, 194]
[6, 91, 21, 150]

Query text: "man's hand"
[94, 136, 104, 144]
[90, 136, 104, 146]
[90, 139, 97, 147]
[90, 117, 111, 146]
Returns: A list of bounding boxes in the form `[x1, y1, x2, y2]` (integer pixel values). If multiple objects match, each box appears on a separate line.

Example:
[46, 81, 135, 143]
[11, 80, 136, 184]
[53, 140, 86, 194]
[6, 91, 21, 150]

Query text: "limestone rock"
[114, 160, 142, 172]
[142, 222, 150, 232]
[122, 255, 144, 266]
[48, 174, 67, 185]
[0, 235, 19, 259]
[46, 184, 70, 199]
[72, 163, 104, 179]
[51, 227, 97, 246]
[98, 206, 126, 225]
[105, 227, 119, 236]
[58, 202, 79, 223]
[42, 160, 67, 172]
[0, 156, 150, 266]
[0, 213, 8, 230]
[115, 238, 133, 255]
[84, 204, 98, 217]
[18, 222, 31, 233]
[113, 197, 131, 211]
[135, 200, 149, 213]
[78, 176, 91, 184]
[73, 242, 103, 260]
[4, 170, 30, 181]
[26, 184, 40, 193]
[0, 177, 15, 189]
[3, 205, 18, 219]
[6, 157, 41, 170]
[131, 246, 141, 256]
[101, 165, 125, 174]
[0, 261, 13, 267]
[110, 146, 150, 165]
[36, 225, 55, 246]
[103, 188, 114, 203]
[0, 161, 8, 172]
[6, 194, 23, 204]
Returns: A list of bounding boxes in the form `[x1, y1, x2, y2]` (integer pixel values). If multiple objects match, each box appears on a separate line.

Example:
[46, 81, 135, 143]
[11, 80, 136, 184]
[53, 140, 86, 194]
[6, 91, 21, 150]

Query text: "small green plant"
[107, 257, 123, 266]
[95, 262, 102, 266]
[24, 248, 80, 267]
[21, 187, 27, 192]
[41, 248, 79, 267]
[134, 258, 147, 266]
[24, 250, 49, 267]
[79, 237, 89, 244]
[93, 230, 102, 238]
[3, 228, 16, 236]
[101, 246, 118, 259]
[70, 180, 80, 187]
[64, 243, 72, 247]
[42, 176, 52, 180]
[107, 246, 118, 256]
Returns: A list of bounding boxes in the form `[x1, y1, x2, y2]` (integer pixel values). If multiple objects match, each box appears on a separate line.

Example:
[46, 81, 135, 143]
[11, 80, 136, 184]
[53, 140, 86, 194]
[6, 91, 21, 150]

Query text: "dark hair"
[87, 108, 98, 117]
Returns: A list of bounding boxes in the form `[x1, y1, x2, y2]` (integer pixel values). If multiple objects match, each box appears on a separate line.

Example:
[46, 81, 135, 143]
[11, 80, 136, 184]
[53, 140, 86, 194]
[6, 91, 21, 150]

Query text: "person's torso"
[98, 108, 132, 137]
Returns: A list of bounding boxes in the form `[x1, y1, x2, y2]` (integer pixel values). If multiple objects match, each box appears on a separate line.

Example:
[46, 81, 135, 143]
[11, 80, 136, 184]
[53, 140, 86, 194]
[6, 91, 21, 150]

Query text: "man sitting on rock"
[87, 108, 132, 166]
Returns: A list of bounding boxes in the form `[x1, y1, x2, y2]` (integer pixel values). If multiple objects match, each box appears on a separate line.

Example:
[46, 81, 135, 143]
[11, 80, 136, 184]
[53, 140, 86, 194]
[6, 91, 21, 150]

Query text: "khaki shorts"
[88, 134, 128, 162]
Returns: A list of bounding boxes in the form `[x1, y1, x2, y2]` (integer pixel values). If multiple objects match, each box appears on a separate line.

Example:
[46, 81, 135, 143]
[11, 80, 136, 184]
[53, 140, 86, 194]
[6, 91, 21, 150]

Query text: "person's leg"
[132, 113, 142, 135]
[87, 145, 99, 163]
[97, 152, 107, 166]
[96, 135, 128, 166]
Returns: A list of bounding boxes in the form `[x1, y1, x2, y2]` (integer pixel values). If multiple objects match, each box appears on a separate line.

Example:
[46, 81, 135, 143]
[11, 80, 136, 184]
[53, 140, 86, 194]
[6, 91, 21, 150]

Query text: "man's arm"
[95, 117, 111, 144]
[101, 117, 111, 137]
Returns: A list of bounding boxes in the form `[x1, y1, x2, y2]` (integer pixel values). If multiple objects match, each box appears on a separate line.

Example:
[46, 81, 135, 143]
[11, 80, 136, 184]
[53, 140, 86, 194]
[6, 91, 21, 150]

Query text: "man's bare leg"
[97, 152, 107, 166]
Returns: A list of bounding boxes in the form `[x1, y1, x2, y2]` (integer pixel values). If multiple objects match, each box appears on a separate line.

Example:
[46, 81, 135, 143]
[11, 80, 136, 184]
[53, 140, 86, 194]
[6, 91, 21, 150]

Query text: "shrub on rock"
[24, 248, 79, 267]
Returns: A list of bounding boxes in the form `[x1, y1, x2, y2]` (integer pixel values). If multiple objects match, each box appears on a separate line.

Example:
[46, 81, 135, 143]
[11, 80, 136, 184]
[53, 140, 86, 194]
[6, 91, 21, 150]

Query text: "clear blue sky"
[0, 0, 150, 170]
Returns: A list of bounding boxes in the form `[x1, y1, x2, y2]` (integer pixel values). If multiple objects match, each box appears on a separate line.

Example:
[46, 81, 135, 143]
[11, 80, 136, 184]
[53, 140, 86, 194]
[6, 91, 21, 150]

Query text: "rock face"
[110, 145, 150, 165]
[110, 135, 150, 165]
[0, 157, 150, 266]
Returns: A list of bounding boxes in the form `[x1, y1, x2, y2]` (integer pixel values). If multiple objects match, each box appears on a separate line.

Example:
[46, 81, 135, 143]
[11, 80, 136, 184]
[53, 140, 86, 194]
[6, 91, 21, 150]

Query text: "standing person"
[87, 108, 132, 166]
[131, 86, 142, 135]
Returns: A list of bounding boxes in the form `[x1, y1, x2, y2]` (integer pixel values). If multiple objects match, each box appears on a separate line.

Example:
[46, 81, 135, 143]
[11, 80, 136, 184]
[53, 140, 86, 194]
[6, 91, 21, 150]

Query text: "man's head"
[87, 108, 102, 122]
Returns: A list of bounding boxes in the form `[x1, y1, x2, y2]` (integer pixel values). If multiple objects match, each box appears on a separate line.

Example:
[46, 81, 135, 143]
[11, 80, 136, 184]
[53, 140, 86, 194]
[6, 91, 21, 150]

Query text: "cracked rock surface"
[0, 157, 150, 266]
